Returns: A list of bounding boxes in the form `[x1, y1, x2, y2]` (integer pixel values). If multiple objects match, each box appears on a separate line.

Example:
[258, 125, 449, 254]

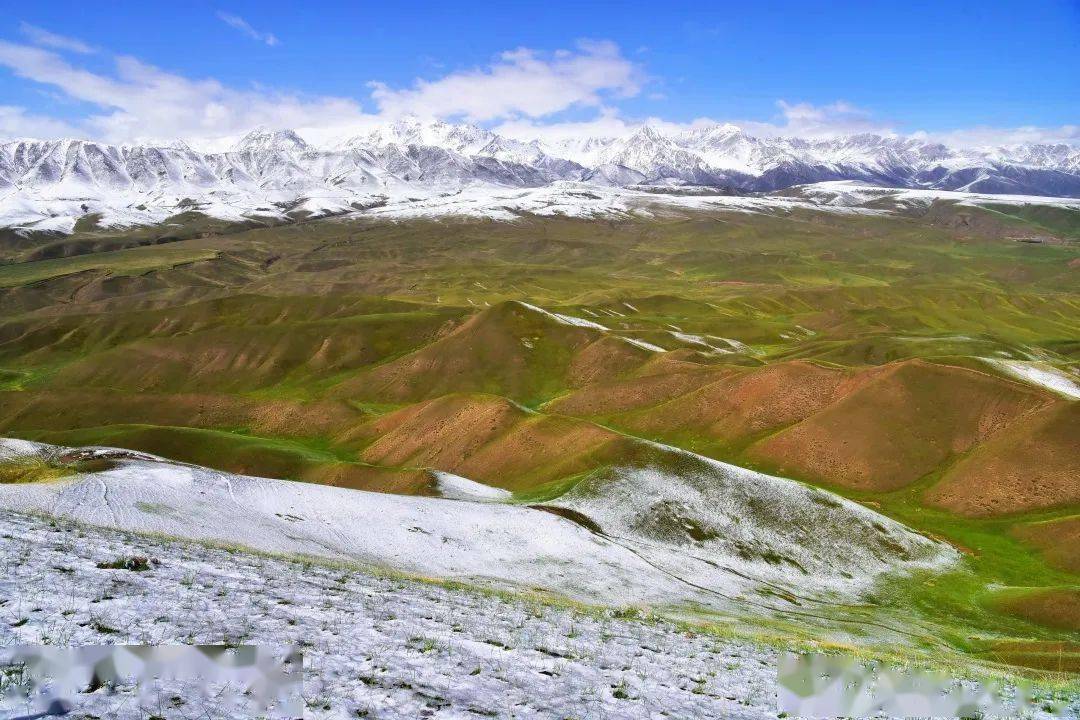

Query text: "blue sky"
[1, 0, 1077, 146]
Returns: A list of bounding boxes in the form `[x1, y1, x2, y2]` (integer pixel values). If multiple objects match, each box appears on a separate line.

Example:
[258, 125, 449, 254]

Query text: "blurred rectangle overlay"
[0, 645, 302, 719]
[778, 652, 1068, 718]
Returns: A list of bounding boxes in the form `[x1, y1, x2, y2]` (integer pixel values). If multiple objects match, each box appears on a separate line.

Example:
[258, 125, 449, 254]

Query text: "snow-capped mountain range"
[2, 118, 1080, 232]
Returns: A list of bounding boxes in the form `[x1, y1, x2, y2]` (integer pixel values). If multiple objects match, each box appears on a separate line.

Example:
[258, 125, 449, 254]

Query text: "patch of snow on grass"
[986, 360, 1080, 400]
[708, 336, 754, 353]
[515, 301, 610, 331]
[434, 471, 513, 502]
[669, 330, 713, 347]
[670, 331, 745, 354]
[622, 337, 667, 352]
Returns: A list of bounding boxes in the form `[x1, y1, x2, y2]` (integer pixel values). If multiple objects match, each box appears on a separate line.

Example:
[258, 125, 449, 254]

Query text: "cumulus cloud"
[18, 22, 95, 54]
[370, 40, 643, 122]
[216, 12, 279, 47]
[0, 37, 647, 145]
[0, 40, 374, 145]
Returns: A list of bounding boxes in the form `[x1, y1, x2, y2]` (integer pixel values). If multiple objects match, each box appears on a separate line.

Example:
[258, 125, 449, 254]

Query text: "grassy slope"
[0, 206, 1077, 675]
[0, 243, 220, 287]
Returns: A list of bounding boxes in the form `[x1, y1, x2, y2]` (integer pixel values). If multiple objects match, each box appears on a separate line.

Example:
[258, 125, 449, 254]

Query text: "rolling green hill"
[1, 205, 1077, 675]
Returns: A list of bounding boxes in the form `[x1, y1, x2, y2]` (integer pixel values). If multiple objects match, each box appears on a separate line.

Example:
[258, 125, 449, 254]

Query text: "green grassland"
[0, 203, 1077, 677]
[0, 242, 221, 287]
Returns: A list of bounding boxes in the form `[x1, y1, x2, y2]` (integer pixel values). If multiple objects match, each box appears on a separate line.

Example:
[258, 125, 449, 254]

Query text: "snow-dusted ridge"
[2, 118, 1080, 233]
[0, 438, 956, 626]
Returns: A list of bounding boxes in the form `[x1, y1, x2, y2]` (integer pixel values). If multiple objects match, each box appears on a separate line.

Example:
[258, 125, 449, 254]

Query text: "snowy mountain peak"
[632, 124, 666, 141]
[163, 138, 198, 153]
[2, 120, 1079, 232]
[232, 127, 309, 154]
[360, 116, 488, 150]
[683, 122, 744, 141]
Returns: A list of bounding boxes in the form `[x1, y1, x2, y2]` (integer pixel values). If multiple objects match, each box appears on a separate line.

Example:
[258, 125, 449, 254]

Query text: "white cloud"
[740, 100, 895, 139]
[370, 40, 643, 122]
[495, 98, 1080, 153]
[494, 109, 632, 143]
[18, 22, 95, 54]
[0, 41, 374, 145]
[0, 37, 1073, 152]
[494, 111, 718, 146]
[216, 12, 279, 47]
[0, 105, 80, 138]
[915, 124, 1080, 149]
[495, 100, 892, 145]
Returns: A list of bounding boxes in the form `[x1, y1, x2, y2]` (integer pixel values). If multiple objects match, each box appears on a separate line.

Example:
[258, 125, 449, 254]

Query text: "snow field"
[0, 510, 784, 719]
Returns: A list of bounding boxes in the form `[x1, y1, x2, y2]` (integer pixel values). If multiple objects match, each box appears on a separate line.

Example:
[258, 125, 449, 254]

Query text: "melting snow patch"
[622, 337, 667, 353]
[669, 331, 739, 353]
[0, 439, 730, 610]
[434, 471, 513, 503]
[986, 360, 1080, 400]
[516, 301, 610, 331]
[708, 336, 754, 353]
[0, 438, 43, 459]
[669, 331, 711, 347]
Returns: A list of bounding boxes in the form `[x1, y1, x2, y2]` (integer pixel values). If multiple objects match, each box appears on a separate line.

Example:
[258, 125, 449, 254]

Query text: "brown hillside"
[984, 640, 1080, 673]
[333, 301, 634, 403]
[619, 360, 874, 448]
[0, 390, 361, 439]
[636, 348, 719, 376]
[925, 402, 1079, 516]
[21, 421, 422, 493]
[746, 360, 1054, 491]
[566, 335, 657, 387]
[545, 364, 725, 417]
[355, 393, 628, 490]
[993, 589, 1080, 632]
[45, 314, 448, 393]
[304, 464, 432, 495]
[1013, 517, 1080, 574]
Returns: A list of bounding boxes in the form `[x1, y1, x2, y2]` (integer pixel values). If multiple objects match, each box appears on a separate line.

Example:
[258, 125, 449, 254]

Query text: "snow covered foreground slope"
[0, 438, 955, 620]
[0, 510, 786, 719]
[4, 511, 1071, 720]
[3, 119, 1080, 232]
